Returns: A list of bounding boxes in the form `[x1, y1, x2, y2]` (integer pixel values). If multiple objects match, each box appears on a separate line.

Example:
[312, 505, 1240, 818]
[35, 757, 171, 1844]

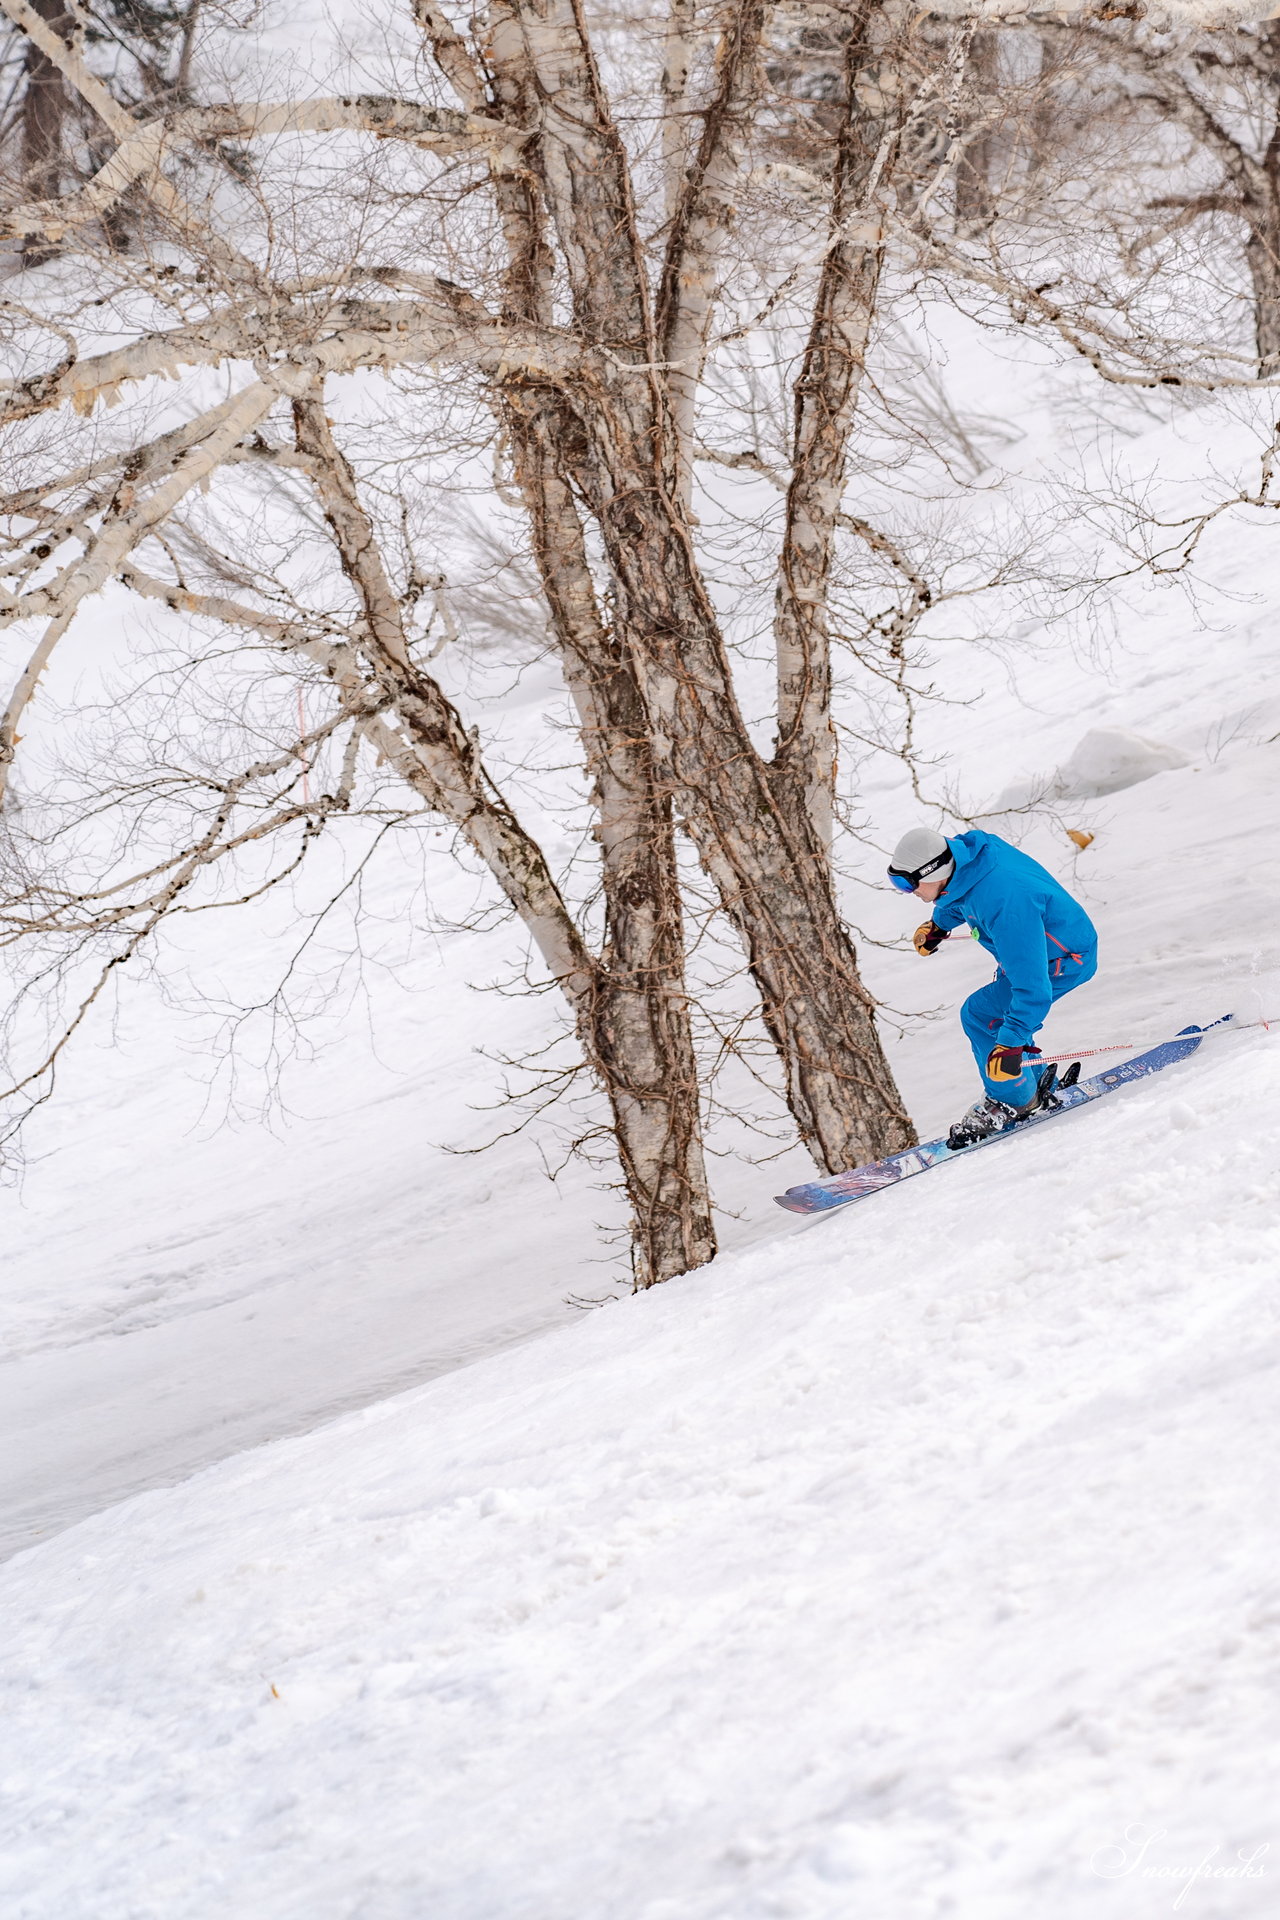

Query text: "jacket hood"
[941, 830, 990, 893]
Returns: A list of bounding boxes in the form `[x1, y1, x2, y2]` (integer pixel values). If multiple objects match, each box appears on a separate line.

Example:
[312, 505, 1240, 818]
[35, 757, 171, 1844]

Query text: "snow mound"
[989, 725, 1191, 818]
[1058, 727, 1191, 798]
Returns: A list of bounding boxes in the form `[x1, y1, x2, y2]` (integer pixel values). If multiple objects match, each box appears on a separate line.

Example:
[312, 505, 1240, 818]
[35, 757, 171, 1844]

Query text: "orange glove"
[986, 1044, 1025, 1082]
[913, 921, 948, 956]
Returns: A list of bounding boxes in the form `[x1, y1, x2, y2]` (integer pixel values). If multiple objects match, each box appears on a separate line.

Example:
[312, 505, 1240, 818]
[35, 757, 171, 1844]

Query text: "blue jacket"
[931, 830, 1097, 1045]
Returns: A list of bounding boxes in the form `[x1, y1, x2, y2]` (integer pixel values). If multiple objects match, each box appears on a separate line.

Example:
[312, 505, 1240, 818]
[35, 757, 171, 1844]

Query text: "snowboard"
[774, 1017, 1231, 1216]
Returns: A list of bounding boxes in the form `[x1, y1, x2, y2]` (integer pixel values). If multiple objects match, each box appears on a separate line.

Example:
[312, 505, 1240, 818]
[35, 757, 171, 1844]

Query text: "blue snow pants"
[962, 948, 1098, 1108]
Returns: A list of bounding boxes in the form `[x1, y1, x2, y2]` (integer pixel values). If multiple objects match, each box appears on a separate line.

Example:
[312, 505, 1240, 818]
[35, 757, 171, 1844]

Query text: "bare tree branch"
[0, 377, 280, 795]
[0, 96, 530, 241]
[0, 295, 594, 427]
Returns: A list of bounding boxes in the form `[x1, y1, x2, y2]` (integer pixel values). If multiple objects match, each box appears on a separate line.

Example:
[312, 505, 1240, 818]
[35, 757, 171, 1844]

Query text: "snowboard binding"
[1036, 1059, 1081, 1113]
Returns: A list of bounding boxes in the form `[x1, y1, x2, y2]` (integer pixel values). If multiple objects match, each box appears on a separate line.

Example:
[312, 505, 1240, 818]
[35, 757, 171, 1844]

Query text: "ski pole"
[1032, 1013, 1278, 1065]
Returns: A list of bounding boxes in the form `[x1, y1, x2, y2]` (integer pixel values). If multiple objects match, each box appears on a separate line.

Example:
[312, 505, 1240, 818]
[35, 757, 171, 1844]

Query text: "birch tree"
[8, 0, 1252, 1285]
[0, 0, 1028, 1289]
[0, 83, 718, 1287]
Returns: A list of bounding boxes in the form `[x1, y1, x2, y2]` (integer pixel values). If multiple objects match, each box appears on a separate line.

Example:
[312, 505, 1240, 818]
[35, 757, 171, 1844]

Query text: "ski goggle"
[887, 848, 953, 893]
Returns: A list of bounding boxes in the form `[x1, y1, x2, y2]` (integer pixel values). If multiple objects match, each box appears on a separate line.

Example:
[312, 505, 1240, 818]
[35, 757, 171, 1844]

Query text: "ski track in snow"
[2, 350, 1280, 1913]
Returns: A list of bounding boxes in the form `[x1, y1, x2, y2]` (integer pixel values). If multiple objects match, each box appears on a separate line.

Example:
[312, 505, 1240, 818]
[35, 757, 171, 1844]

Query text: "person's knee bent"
[961, 982, 1008, 1049]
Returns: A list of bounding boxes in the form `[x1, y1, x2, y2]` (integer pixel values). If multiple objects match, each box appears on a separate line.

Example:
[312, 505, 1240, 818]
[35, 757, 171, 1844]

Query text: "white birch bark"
[0, 379, 280, 797]
[657, 0, 766, 513]
[0, 98, 529, 242]
[773, 0, 895, 854]
[0, 299, 590, 427]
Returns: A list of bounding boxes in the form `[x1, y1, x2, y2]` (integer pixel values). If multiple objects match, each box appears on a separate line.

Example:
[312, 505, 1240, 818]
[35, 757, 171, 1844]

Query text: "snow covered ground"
[0, 732, 820, 1562]
[3, 350, 1280, 1910]
[2, 1001, 1277, 1917]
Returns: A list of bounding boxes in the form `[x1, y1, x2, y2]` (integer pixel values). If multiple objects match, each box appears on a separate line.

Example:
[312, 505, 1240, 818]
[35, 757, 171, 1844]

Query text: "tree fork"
[482, 0, 914, 1169]
[571, 403, 916, 1172]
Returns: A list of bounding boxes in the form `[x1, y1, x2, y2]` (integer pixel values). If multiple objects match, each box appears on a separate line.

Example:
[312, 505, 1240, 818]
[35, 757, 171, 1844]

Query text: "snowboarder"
[888, 826, 1098, 1149]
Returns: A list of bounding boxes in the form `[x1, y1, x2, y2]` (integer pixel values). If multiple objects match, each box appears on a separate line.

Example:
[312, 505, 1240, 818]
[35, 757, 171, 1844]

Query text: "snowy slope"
[4, 375, 1280, 1567]
[1, 1012, 1277, 1918]
[4, 494, 1280, 1909]
[3, 270, 1280, 1913]
[0, 772, 623, 1560]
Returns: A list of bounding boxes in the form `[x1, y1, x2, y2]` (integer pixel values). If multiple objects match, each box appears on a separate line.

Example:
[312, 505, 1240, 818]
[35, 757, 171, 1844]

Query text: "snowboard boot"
[947, 1061, 1072, 1150]
[947, 1094, 1021, 1149]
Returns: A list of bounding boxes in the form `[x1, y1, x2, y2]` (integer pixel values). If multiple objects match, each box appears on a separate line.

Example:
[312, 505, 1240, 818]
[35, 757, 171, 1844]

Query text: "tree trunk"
[294, 391, 713, 1287]
[773, 0, 893, 854]
[655, 0, 767, 514]
[494, 0, 915, 1173]
[954, 31, 1000, 228]
[1247, 27, 1280, 379]
[20, 0, 69, 266]
[582, 424, 916, 1172]
[416, 7, 717, 1280]
[1246, 212, 1280, 375]
[509, 399, 716, 1284]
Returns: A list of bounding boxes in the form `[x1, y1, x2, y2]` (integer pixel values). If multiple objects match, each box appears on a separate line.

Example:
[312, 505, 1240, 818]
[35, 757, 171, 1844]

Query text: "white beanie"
[889, 827, 954, 884]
